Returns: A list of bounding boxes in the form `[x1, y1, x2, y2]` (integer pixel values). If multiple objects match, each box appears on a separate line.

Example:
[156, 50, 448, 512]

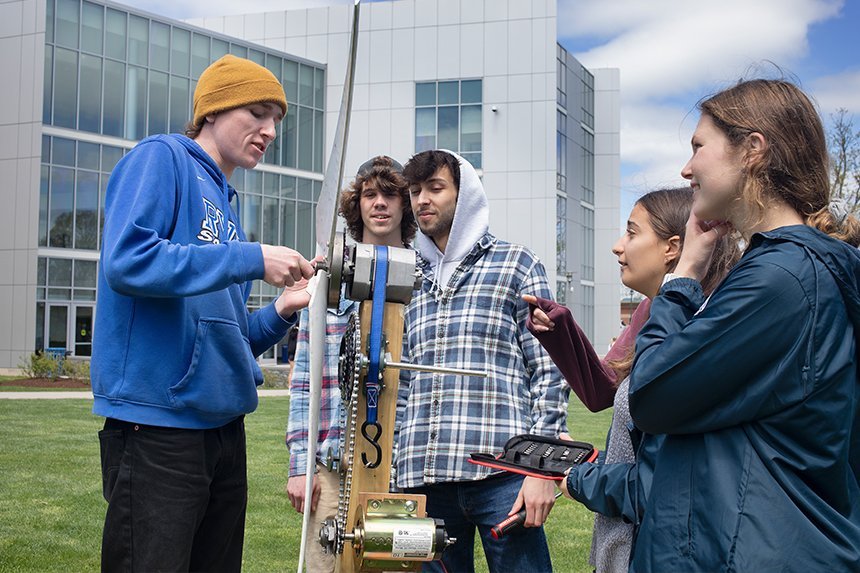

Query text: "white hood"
[414, 150, 489, 293]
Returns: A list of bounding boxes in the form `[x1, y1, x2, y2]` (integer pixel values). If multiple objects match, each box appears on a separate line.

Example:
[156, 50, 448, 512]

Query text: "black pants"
[98, 416, 247, 573]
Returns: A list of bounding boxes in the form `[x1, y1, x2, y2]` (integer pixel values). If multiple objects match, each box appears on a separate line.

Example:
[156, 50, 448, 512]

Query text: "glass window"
[297, 178, 313, 201]
[296, 201, 313, 258]
[75, 171, 99, 250]
[262, 197, 278, 245]
[48, 305, 68, 346]
[298, 107, 313, 171]
[248, 48, 265, 66]
[313, 109, 323, 173]
[43, 47, 53, 124]
[128, 15, 148, 66]
[81, 2, 103, 55]
[125, 66, 147, 140]
[265, 55, 281, 86]
[245, 169, 263, 195]
[49, 167, 74, 250]
[74, 260, 97, 288]
[415, 107, 435, 152]
[53, 137, 75, 166]
[39, 165, 49, 247]
[150, 21, 169, 72]
[53, 47, 78, 129]
[438, 81, 458, 105]
[230, 44, 247, 59]
[78, 54, 102, 133]
[263, 172, 278, 197]
[460, 105, 481, 152]
[191, 33, 210, 78]
[415, 80, 482, 165]
[171, 28, 190, 76]
[36, 303, 45, 350]
[46, 0, 54, 44]
[55, 0, 79, 49]
[461, 152, 481, 170]
[437, 106, 458, 150]
[211, 38, 228, 61]
[416, 82, 435, 106]
[42, 135, 51, 164]
[105, 8, 126, 60]
[556, 195, 567, 272]
[169, 75, 190, 134]
[242, 194, 261, 243]
[279, 175, 296, 199]
[299, 65, 314, 107]
[461, 80, 481, 104]
[77, 141, 99, 170]
[148, 70, 169, 136]
[101, 145, 123, 172]
[283, 107, 297, 168]
[314, 68, 325, 109]
[102, 60, 125, 137]
[280, 198, 296, 247]
[283, 60, 298, 103]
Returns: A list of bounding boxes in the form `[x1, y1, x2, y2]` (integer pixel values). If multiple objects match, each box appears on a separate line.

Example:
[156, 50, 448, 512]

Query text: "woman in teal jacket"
[627, 79, 860, 571]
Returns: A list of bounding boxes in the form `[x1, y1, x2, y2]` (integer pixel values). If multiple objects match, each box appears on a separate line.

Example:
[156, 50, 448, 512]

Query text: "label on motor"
[391, 527, 434, 559]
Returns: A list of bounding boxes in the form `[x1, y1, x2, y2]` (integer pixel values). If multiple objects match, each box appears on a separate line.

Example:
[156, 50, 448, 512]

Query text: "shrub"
[18, 352, 64, 380]
[64, 359, 91, 382]
[261, 367, 290, 389]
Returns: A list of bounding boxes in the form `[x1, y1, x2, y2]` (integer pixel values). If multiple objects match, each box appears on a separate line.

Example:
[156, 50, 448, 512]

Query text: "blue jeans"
[405, 473, 553, 573]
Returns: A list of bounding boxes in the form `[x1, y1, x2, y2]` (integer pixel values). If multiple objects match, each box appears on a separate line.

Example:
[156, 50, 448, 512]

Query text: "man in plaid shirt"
[285, 156, 416, 573]
[397, 150, 570, 573]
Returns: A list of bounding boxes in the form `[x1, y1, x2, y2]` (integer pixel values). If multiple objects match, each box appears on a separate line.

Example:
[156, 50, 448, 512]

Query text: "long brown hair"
[607, 187, 740, 381]
[699, 79, 860, 246]
[339, 156, 417, 243]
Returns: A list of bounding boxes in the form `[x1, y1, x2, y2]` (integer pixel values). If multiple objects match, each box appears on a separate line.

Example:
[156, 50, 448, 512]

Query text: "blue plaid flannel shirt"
[395, 233, 570, 488]
[286, 297, 357, 476]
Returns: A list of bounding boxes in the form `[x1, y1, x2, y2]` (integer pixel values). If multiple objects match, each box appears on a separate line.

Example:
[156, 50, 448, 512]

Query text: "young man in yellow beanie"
[92, 54, 315, 572]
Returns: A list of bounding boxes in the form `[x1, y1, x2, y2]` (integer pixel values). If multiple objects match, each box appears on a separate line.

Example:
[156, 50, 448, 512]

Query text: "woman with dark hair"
[524, 187, 738, 572]
[626, 79, 860, 571]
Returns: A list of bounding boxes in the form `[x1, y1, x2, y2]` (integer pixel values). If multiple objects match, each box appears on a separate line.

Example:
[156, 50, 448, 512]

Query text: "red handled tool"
[491, 491, 563, 539]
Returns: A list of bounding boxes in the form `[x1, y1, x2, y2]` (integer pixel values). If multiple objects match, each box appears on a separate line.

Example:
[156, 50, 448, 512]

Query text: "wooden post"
[337, 301, 423, 573]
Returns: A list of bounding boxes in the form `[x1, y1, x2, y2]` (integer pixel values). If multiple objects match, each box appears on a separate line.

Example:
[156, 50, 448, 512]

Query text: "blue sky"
[556, 0, 860, 230]
[123, 0, 860, 231]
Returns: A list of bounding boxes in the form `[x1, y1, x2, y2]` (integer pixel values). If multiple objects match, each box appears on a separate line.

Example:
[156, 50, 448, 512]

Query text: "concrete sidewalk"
[0, 389, 291, 400]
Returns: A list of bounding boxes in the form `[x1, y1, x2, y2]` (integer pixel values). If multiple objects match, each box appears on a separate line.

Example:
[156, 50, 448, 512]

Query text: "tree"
[828, 108, 860, 214]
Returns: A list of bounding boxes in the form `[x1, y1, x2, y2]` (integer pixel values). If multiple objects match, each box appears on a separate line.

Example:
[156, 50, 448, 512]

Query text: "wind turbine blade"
[296, 272, 329, 573]
[314, 0, 362, 259]
[299, 2, 362, 571]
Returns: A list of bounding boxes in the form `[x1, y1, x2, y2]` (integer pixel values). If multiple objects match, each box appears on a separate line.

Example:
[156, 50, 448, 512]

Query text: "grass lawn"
[0, 397, 611, 572]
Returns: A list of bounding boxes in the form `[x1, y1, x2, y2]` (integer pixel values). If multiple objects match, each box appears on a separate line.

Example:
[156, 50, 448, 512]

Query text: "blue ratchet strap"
[365, 245, 389, 424]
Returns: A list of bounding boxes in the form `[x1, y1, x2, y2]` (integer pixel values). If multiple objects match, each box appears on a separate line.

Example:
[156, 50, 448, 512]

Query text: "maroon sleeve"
[526, 297, 651, 412]
[604, 297, 651, 363]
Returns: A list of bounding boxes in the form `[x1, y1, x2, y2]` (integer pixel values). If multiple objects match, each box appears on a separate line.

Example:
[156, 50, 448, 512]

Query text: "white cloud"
[810, 69, 860, 115]
[559, 0, 843, 102]
[558, 0, 846, 229]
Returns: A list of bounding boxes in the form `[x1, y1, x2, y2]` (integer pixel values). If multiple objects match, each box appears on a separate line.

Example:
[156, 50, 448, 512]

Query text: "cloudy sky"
[556, 0, 860, 227]
[123, 0, 860, 229]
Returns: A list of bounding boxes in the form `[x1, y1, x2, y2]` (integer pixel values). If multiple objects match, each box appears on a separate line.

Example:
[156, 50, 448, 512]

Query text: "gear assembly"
[317, 233, 485, 572]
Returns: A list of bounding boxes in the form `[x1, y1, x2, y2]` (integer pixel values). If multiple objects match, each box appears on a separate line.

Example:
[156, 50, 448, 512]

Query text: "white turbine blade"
[314, 0, 362, 260]
[297, 270, 330, 573]
[299, 2, 361, 571]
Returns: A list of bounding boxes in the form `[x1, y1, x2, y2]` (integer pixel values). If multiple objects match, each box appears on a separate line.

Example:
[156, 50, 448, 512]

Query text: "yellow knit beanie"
[192, 54, 287, 128]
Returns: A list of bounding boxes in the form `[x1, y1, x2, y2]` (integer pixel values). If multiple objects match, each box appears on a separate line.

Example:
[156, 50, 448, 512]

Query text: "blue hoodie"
[625, 225, 860, 572]
[91, 134, 296, 429]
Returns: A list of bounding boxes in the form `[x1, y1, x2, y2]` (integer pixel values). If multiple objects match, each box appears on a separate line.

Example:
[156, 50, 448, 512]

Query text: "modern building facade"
[0, 0, 620, 370]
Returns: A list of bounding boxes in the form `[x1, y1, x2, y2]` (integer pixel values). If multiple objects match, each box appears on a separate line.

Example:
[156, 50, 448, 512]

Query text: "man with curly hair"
[285, 155, 415, 573]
